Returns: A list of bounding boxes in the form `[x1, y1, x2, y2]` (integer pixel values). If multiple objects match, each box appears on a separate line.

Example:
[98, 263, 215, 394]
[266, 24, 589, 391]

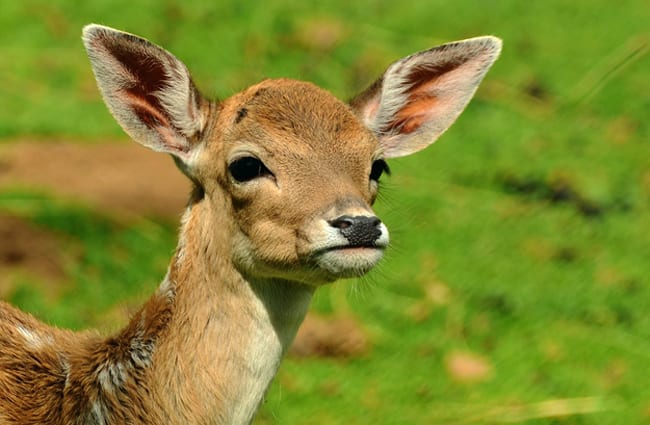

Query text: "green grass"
[1, 1, 650, 424]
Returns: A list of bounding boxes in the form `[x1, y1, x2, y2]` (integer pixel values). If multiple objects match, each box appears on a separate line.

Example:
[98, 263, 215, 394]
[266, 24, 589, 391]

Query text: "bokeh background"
[1, 1, 648, 424]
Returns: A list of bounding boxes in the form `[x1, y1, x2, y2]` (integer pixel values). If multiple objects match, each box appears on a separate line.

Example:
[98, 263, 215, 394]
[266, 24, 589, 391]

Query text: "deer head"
[82, 25, 501, 287]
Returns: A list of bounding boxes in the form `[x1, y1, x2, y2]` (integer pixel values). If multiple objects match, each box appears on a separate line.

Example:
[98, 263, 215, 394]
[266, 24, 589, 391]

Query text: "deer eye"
[370, 159, 390, 182]
[229, 156, 273, 182]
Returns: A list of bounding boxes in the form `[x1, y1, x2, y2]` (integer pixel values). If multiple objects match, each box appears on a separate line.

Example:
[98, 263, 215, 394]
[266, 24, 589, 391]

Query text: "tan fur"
[0, 25, 500, 424]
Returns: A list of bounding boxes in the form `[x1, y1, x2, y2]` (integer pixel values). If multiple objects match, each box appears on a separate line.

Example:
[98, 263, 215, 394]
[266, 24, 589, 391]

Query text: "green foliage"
[1, 0, 649, 423]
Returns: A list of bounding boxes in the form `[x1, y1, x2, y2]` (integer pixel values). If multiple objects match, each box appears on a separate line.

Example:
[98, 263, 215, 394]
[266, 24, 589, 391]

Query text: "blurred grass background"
[1, 0, 649, 423]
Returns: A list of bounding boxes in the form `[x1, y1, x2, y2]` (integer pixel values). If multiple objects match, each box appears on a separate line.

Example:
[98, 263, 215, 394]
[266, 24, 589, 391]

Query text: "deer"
[0, 24, 500, 425]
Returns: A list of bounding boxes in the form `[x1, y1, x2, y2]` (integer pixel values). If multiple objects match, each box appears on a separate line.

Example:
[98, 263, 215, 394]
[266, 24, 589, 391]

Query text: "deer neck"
[134, 195, 314, 424]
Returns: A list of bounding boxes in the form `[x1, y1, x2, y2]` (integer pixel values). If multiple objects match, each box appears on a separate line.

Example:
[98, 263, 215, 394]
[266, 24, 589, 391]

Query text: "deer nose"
[328, 215, 383, 247]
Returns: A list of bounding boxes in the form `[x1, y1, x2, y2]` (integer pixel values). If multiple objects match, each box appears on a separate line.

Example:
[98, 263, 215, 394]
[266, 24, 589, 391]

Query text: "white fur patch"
[174, 205, 194, 268]
[16, 325, 52, 350]
[229, 282, 312, 425]
[88, 400, 110, 425]
[96, 360, 128, 393]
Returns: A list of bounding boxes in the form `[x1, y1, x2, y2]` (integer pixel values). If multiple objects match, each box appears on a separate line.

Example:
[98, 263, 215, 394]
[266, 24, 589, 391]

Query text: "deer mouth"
[312, 243, 386, 278]
[322, 243, 387, 255]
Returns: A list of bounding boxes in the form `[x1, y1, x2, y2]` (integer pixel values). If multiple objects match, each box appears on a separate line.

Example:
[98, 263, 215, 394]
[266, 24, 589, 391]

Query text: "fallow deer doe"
[0, 25, 500, 424]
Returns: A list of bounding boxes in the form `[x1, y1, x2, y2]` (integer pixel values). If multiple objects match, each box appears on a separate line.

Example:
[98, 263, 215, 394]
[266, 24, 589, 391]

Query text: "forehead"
[220, 79, 377, 159]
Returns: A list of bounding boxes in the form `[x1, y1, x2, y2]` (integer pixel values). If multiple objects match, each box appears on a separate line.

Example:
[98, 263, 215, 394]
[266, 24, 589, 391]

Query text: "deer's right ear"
[82, 24, 206, 164]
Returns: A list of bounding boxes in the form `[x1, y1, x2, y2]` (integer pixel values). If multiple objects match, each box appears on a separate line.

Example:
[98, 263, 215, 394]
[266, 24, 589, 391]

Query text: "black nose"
[329, 215, 382, 247]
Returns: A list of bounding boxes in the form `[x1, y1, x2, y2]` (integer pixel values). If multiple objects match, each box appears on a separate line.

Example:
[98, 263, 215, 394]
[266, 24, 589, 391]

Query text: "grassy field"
[1, 1, 649, 423]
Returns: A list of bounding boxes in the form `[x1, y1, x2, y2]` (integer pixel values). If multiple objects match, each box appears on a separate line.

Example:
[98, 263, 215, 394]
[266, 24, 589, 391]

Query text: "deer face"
[193, 79, 389, 284]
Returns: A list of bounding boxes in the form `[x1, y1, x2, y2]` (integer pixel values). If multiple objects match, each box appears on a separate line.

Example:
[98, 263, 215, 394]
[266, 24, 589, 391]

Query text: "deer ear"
[82, 24, 206, 164]
[351, 36, 501, 158]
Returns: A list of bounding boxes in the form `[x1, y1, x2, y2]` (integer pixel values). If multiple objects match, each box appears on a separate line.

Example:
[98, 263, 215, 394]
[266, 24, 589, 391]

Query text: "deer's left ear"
[351, 36, 501, 158]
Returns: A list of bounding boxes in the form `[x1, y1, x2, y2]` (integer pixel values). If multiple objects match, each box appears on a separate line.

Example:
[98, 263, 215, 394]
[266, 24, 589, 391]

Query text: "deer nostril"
[328, 216, 355, 230]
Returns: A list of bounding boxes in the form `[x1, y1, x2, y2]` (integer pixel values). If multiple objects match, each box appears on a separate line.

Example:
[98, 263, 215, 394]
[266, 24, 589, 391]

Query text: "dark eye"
[228, 156, 273, 182]
[370, 159, 390, 182]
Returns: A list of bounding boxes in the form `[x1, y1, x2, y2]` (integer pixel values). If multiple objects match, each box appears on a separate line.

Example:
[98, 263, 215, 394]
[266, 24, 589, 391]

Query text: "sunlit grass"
[1, 1, 649, 423]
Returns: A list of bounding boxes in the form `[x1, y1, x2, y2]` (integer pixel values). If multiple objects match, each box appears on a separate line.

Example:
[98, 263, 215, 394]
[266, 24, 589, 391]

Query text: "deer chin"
[313, 245, 386, 279]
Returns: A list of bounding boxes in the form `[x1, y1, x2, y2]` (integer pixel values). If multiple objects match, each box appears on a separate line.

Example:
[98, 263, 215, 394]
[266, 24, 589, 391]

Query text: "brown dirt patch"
[0, 141, 190, 219]
[445, 350, 494, 384]
[290, 313, 370, 358]
[0, 140, 187, 295]
[0, 212, 71, 297]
